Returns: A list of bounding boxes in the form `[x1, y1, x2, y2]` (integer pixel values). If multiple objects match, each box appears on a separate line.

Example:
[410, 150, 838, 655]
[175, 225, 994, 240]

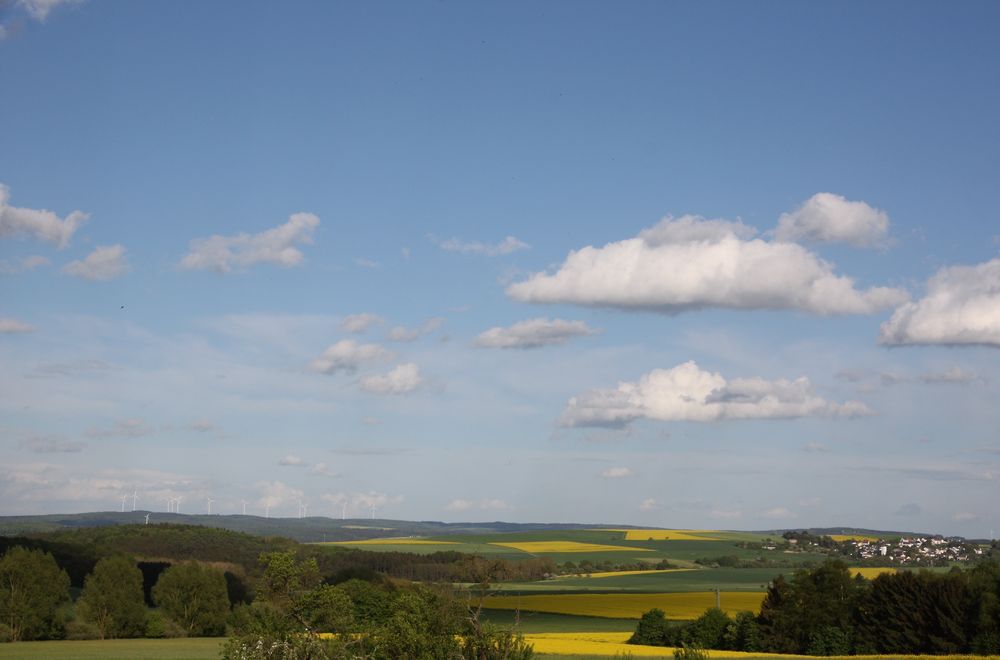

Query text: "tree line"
[629, 559, 1000, 655]
[0, 544, 534, 659]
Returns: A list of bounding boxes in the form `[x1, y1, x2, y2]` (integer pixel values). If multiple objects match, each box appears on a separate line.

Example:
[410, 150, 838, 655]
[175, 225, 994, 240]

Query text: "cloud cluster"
[476, 318, 598, 349]
[561, 361, 871, 428]
[435, 235, 530, 256]
[0, 317, 35, 334]
[599, 467, 632, 478]
[360, 363, 422, 395]
[879, 257, 1000, 347]
[0, 183, 88, 248]
[508, 214, 906, 315]
[62, 244, 129, 281]
[775, 193, 890, 247]
[309, 340, 392, 374]
[321, 490, 403, 516]
[180, 213, 319, 273]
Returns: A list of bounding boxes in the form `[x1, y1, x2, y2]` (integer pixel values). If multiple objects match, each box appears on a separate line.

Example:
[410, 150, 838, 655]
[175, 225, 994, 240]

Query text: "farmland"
[480, 591, 767, 619]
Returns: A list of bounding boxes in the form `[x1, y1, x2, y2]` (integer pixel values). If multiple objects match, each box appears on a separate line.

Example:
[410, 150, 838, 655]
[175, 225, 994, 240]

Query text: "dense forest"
[630, 559, 1000, 655]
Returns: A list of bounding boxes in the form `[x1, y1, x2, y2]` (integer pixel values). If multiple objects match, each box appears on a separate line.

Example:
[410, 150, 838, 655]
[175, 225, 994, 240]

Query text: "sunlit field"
[482, 591, 766, 619]
[607, 529, 722, 541]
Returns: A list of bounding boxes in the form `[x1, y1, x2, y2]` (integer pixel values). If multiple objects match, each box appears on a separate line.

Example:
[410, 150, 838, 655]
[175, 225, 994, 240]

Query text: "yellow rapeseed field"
[605, 528, 721, 541]
[850, 567, 897, 579]
[830, 534, 880, 542]
[521, 633, 1000, 659]
[481, 591, 765, 619]
[491, 541, 653, 553]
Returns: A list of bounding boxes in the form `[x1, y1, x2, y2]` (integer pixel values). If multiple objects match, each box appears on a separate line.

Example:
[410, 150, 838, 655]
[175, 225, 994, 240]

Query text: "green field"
[0, 638, 224, 659]
[479, 609, 638, 633]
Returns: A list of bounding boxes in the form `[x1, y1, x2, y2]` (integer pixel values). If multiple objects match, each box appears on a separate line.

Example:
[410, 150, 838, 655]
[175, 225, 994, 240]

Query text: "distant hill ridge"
[0, 511, 934, 543]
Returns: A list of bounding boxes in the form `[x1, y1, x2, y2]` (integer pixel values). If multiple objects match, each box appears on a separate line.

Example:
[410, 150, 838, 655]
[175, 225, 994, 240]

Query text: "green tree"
[152, 562, 229, 636]
[0, 546, 71, 641]
[628, 608, 670, 645]
[76, 555, 147, 639]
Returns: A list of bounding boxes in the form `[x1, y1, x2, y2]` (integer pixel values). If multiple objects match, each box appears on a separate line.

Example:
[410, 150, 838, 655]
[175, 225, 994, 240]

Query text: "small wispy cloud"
[432, 235, 530, 256]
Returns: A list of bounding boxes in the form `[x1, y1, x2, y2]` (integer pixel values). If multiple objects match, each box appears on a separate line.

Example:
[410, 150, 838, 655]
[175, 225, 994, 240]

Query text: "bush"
[0, 624, 12, 643]
[64, 620, 101, 640]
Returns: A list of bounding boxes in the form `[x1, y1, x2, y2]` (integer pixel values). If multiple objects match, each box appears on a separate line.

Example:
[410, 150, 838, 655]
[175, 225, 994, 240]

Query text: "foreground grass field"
[0, 638, 224, 659]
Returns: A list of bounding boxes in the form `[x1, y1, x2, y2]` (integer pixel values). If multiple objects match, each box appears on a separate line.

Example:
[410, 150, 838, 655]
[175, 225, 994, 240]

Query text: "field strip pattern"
[482, 591, 766, 619]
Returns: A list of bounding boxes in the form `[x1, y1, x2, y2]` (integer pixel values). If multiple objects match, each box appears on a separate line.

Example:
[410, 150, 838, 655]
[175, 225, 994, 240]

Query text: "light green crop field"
[0, 638, 224, 659]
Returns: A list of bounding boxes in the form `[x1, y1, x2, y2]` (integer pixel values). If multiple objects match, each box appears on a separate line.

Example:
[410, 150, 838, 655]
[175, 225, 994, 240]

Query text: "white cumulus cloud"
[435, 235, 530, 256]
[561, 361, 871, 428]
[360, 363, 422, 395]
[0, 318, 36, 334]
[879, 257, 1000, 347]
[0, 183, 88, 248]
[17, 0, 80, 21]
[62, 244, 129, 281]
[278, 455, 304, 467]
[774, 192, 890, 247]
[507, 214, 906, 315]
[638, 498, 658, 512]
[309, 339, 392, 374]
[600, 467, 633, 479]
[476, 318, 598, 349]
[180, 212, 319, 273]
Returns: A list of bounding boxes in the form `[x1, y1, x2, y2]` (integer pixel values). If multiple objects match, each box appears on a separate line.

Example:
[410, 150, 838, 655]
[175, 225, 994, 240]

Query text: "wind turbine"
[120, 494, 128, 513]
[206, 496, 214, 515]
[241, 499, 247, 516]
[131, 490, 138, 512]
[144, 513, 150, 525]
[174, 497, 181, 514]
[341, 502, 347, 520]
[369, 504, 377, 520]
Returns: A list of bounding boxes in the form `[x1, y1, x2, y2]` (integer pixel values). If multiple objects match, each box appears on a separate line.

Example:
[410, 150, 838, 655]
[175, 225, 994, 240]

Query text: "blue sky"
[1, 0, 998, 535]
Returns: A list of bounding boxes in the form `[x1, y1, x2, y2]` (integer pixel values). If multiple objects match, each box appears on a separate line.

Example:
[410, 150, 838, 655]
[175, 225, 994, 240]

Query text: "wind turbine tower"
[120, 494, 128, 513]
[341, 502, 347, 520]
[131, 490, 138, 512]
[207, 497, 214, 515]
[144, 513, 150, 525]
[241, 499, 247, 515]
